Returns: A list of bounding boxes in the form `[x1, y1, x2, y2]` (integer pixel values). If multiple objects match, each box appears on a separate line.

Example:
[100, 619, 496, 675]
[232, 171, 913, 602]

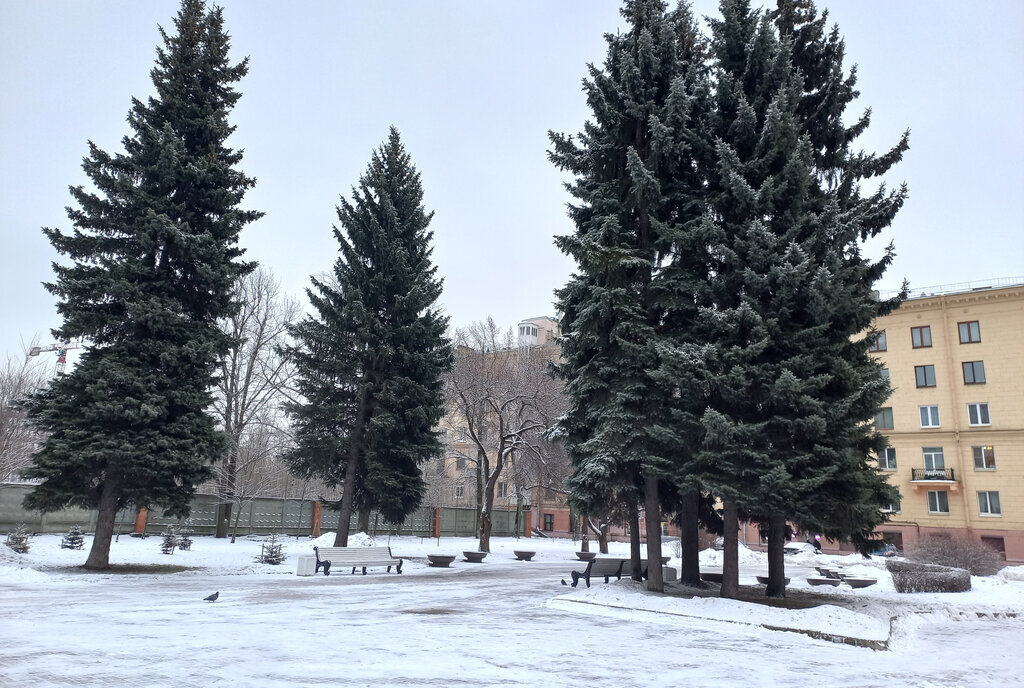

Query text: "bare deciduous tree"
[213, 267, 300, 537]
[445, 318, 567, 552]
[0, 347, 49, 482]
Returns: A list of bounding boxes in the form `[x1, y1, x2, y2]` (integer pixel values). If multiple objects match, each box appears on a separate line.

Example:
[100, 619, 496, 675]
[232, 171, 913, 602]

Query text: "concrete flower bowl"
[844, 577, 878, 589]
[807, 576, 841, 587]
[576, 552, 597, 561]
[462, 551, 487, 563]
[427, 554, 456, 568]
[513, 550, 536, 561]
[756, 576, 791, 585]
[700, 572, 724, 583]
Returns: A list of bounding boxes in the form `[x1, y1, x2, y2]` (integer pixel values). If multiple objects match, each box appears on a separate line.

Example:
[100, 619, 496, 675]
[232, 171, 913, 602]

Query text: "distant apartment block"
[869, 279, 1024, 562]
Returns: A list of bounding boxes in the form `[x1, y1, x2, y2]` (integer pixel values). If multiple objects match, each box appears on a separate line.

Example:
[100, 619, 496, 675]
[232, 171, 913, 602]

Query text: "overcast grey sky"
[2, 1, 1022, 365]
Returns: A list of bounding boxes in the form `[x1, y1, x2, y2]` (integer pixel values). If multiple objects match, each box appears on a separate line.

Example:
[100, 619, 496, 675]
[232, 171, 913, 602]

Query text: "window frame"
[875, 407, 894, 430]
[454, 484, 465, 498]
[911, 326, 932, 349]
[978, 491, 1001, 516]
[958, 320, 981, 344]
[962, 361, 986, 385]
[542, 513, 554, 531]
[919, 405, 940, 428]
[972, 445, 996, 471]
[868, 330, 887, 353]
[967, 403, 991, 427]
[915, 364, 936, 388]
[879, 447, 897, 471]
[927, 490, 950, 514]
[923, 446, 945, 472]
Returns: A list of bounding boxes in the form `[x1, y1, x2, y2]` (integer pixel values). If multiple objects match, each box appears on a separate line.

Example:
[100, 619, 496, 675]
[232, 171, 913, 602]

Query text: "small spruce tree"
[160, 526, 179, 555]
[5, 523, 31, 554]
[258, 533, 286, 565]
[61, 525, 85, 550]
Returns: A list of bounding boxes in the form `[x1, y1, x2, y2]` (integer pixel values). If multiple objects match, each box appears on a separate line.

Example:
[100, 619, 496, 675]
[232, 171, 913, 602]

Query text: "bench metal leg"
[397, 560, 403, 574]
[351, 567, 357, 575]
[570, 571, 581, 588]
[362, 567, 367, 575]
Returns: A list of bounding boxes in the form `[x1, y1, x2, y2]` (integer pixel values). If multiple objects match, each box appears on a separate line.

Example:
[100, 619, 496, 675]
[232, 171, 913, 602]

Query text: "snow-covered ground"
[2, 532, 1022, 687]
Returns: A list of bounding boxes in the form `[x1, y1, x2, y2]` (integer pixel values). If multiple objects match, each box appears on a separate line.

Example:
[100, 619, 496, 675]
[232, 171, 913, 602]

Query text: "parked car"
[783, 541, 818, 555]
[869, 543, 899, 557]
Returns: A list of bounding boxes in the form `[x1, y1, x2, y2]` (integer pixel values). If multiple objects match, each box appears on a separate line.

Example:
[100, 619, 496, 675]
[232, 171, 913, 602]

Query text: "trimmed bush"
[887, 559, 971, 593]
[907, 535, 1004, 576]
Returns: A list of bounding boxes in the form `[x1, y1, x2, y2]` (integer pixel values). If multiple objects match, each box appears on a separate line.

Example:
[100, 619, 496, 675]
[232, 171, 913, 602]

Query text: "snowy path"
[2, 549, 1022, 688]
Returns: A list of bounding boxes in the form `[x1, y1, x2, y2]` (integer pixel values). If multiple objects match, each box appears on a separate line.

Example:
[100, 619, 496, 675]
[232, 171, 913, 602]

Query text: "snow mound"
[998, 566, 1024, 582]
[0, 564, 49, 584]
[552, 579, 889, 641]
[699, 544, 764, 567]
[306, 531, 375, 548]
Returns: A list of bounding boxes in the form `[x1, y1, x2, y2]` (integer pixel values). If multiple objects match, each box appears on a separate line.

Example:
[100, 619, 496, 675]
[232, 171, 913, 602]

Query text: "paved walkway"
[1, 558, 1019, 687]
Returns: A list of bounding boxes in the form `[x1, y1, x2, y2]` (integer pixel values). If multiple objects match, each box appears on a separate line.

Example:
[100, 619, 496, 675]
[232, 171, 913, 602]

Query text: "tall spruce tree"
[550, 0, 709, 592]
[693, 0, 904, 597]
[285, 128, 451, 547]
[23, 0, 259, 570]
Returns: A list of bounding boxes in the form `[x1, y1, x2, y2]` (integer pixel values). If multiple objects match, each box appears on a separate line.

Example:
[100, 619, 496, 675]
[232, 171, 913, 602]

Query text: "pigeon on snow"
[204, 592, 219, 602]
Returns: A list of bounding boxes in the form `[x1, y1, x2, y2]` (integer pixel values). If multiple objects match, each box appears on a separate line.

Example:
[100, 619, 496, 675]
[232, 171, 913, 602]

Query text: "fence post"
[311, 501, 322, 537]
[525, 510, 532, 538]
[133, 507, 148, 534]
[433, 507, 441, 539]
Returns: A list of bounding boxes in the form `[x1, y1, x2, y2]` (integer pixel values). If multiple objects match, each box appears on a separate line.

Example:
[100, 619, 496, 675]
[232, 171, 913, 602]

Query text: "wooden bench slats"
[566, 557, 665, 588]
[313, 546, 403, 576]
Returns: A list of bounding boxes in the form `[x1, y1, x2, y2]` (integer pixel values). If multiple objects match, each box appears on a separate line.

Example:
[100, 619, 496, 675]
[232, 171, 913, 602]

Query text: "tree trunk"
[84, 479, 121, 570]
[720, 499, 739, 599]
[515, 492, 524, 538]
[643, 475, 664, 593]
[357, 506, 370, 535]
[765, 513, 788, 599]
[628, 502, 642, 581]
[598, 522, 609, 554]
[335, 390, 370, 547]
[216, 502, 233, 539]
[580, 513, 589, 553]
[216, 444, 239, 538]
[230, 500, 245, 543]
[474, 450, 484, 538]
[678, 489, 701, 587]
[478, 510, 492, 552]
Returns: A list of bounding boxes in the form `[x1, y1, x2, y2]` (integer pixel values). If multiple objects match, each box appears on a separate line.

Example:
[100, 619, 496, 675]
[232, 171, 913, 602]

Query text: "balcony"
[910, 468, 958, 492]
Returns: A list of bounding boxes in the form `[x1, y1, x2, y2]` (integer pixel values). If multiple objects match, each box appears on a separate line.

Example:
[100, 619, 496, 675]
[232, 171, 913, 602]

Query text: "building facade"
[869, 280, 1024, 562]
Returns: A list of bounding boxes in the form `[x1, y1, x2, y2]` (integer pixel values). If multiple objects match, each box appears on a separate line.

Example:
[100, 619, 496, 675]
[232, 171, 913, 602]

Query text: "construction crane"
[27, 341, 83, 375]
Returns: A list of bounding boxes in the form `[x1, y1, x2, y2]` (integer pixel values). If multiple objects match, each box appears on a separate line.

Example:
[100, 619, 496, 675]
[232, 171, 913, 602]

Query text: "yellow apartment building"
[869, 279, 1024, 563]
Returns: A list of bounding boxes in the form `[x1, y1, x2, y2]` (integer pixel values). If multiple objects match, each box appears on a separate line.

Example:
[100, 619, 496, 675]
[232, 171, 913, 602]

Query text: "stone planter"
[427, 554, 456, 568]
[513, 550, 536, 561]
[844, 577, 877, 589]
[463, 551, 487, 563]
[576, 552, 597, 561]
[806, 576, 841, 587]
[756, 575, 791, 585]
[699, 571, 724, 583]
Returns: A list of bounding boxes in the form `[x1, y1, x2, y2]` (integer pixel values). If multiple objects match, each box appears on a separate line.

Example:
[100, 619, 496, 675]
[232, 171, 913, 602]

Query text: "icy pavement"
[1, 533, 1022, 687]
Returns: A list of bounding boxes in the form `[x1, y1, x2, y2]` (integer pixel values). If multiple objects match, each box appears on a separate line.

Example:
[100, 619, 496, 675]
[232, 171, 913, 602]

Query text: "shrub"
[907, 535, 1004, 576]
[887, 559, 971, 593]
[160, 527, 179, 555]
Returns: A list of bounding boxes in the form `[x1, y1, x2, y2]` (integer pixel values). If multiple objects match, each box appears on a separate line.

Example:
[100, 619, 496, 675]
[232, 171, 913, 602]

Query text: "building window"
[458, 427, 470, 442]
[879, 447, 897, 471]
[881, 498, 901, 513]
[973, 446, 996, 470]
[868, 330, 887, 352]
[967, 403, 990, 426]
[915, 365, 936, 388]
[978, 491, 1001, 516]
[958, 320, 981, 344]
[923, 447, 945, 475]
[455, 485, 464, 498]
[880, 368, 890, 382]
[919, 405, 940, 428]
[497, 481, 508, 498]
[543, 513, 554, 531]
[911, 326, 932, 349]
[456, 457, 466, 470]
[927, 490, 950, 514]
[962, 361, 986, 385]
[875, 407, 894, 430]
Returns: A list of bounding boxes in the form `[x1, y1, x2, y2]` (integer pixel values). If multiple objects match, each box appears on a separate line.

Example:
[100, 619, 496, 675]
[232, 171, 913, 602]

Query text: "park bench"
[565, 557, 671, 588]
[312, 546, 403, 576]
